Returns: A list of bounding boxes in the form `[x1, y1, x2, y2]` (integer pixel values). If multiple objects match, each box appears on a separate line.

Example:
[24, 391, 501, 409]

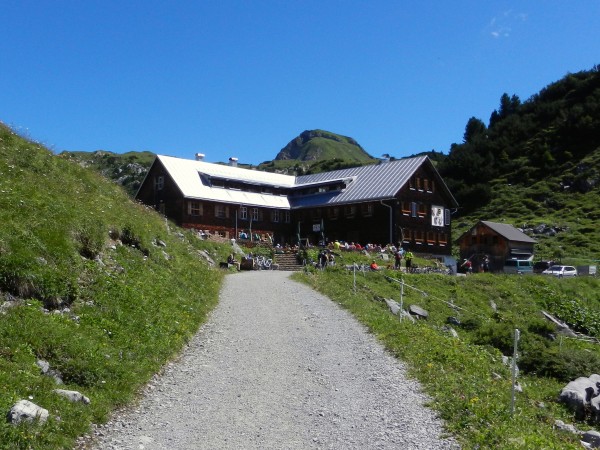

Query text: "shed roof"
[480, 221, 537, 243]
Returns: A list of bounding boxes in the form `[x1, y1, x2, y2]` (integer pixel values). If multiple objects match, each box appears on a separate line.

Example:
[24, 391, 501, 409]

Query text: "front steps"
[273, 253, 304, 271]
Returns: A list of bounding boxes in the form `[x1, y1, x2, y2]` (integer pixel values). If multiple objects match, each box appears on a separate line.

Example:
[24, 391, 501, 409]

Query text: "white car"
[542, 265, 578, 278]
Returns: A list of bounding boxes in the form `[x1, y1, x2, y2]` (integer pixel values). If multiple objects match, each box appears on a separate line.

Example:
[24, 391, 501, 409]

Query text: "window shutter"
[444, 208, 451, 225]
[411, 202, 417, 218]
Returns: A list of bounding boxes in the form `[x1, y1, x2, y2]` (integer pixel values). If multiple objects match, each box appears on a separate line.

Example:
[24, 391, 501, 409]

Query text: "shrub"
[520, 346, 600, 382]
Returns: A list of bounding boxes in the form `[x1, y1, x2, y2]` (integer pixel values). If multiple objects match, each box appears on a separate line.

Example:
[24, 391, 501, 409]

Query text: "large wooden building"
[135, 154, 458, 255]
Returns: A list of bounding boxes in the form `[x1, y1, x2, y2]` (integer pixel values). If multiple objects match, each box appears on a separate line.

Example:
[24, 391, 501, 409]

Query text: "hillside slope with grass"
[296, 256, 600, 449]
[59, 150, 155, 197]
[0, 123, 230, 449]
[439, 66, 600, 261]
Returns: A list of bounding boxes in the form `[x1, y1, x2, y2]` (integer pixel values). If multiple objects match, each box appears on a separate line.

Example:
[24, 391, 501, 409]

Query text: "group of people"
[330, 240, 397, 253]
[460, 255, 490, 274]
[371, 248, 413, 272]
[317, 249, 336, 268]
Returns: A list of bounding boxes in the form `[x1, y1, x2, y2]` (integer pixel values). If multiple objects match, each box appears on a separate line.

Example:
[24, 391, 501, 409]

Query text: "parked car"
[503, 259, 534, 274]
[533, 260, 555, 274]
[542, 265, 578, 278]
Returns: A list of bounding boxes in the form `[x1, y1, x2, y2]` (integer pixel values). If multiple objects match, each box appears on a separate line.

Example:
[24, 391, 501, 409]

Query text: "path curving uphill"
[87, 271, 459, 449]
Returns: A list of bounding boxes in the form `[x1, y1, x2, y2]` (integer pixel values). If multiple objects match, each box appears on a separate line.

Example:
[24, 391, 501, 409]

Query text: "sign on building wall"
[432, 205, 444, 227]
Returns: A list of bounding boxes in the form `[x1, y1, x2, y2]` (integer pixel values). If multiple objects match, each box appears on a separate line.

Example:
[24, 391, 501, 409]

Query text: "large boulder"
[384, 298, 401, 316]
[559, 374, 600, 419]
[409, 304, 429, 319]
[197, 250, 215, 266]
[7, 400, 49, 425]
[582, 430, 600, 448]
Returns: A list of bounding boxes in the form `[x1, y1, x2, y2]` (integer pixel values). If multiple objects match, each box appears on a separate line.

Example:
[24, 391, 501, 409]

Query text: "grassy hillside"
[439, 67, 600, 262]
[59, 150, 155, 197]
[0, 123, 230, 449]
[296, 257, 600, 449]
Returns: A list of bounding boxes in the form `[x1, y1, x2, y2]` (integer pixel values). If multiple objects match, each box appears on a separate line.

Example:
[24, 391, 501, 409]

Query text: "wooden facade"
[457, 221, 536, 272]
[136, 155, 458, 255]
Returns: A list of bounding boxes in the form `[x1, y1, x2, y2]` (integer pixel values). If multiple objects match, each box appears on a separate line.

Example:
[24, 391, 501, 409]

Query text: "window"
[215, 205, 229, 219]
[251, 208, 259, 221]
[427, 231, 435, 245]
[361, 203, 373, 217]
[329, 207, 339, 220]
[284, 211, 291, 223]
[311, 209, 322, 219]
[415, 230, 424, 243]
[416, 177, 422, 190]
[438, 233, 447, 245]
[240, 206, 248, 220]
[418, 203, 427, 218]
[154, 175, 164, 191]
[411, 202, 417, 218]
[344, 205, 356, 218]
[430, 180, 435, 193]
[401, 201, 411, 215]
[423, 179, 429, 192]
[188, 201, 203, 216]
[271, 209, 280, 223]
[444, 208, 451, 226]
[409, 178, 415, 190]
[403, 229, 412, 242]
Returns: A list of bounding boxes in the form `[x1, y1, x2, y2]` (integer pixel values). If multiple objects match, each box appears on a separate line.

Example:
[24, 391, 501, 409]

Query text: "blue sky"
[1, 1, 599, 165]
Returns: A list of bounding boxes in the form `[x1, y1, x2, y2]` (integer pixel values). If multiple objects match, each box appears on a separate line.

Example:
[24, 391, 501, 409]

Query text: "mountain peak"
[275, 129, 374, 162]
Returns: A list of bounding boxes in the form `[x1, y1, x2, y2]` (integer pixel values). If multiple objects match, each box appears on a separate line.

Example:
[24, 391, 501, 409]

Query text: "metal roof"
[292, 156, 457, 207]
[480, 221, 537, 243]
[154, 154, 457, 210]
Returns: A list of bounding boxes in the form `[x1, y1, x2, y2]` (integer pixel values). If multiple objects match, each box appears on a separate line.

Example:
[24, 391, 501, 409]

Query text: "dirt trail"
[87, 271, 458, 449]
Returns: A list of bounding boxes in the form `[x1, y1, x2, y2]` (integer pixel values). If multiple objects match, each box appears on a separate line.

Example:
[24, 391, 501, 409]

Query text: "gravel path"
[87, 271, 459, 449]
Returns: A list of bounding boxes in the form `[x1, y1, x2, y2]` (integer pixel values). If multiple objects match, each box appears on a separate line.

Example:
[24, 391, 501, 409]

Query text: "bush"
[520, 346, 600, 382]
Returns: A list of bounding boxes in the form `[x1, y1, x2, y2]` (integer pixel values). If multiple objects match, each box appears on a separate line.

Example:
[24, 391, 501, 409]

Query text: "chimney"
[229, 157, 238, 167]
[195, 153, 205, 161]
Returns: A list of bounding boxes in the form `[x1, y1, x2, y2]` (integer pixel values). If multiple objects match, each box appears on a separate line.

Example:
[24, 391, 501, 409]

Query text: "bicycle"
[253, 255, 273, 270]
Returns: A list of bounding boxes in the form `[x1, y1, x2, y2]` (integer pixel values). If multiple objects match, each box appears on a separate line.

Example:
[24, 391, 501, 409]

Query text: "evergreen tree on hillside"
[439, 66, 600, 214]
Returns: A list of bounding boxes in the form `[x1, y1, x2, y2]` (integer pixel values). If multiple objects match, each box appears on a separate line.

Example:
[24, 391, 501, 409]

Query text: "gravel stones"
[86, 271, 459, 449]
